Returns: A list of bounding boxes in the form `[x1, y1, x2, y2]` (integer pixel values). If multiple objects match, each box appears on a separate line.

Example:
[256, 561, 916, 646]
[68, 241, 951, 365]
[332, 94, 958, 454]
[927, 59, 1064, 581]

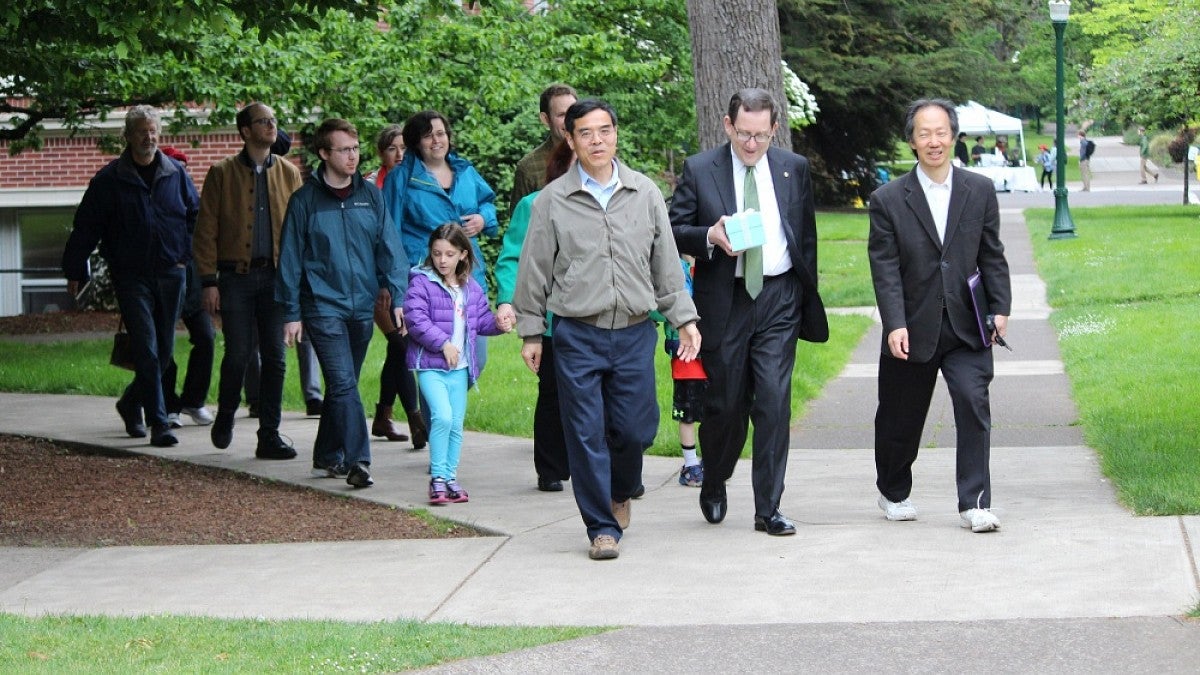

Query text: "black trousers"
[875, 315, 994, 512]
[533, 336, 570, 481]
[699, 273, 803, 518]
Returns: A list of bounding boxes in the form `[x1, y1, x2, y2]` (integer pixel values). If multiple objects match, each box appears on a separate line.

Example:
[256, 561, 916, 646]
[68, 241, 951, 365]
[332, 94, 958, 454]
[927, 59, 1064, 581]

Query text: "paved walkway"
[2, 137, 1199, 672]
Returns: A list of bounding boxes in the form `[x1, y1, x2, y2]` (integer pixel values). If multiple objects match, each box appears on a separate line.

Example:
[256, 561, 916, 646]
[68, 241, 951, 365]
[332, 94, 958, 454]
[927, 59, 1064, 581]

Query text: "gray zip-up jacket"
[513, 159, 699, 340]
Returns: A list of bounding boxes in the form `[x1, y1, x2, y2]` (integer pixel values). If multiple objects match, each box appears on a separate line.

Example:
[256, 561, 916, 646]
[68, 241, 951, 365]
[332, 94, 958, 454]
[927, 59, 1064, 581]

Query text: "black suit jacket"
[669, 144, 828, 346]
[867, 168, 1011, 363]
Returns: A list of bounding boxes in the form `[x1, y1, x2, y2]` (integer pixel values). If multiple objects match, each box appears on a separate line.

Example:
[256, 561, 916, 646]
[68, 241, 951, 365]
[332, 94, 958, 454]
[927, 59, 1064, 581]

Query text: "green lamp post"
[1049, 0, 1077, 239]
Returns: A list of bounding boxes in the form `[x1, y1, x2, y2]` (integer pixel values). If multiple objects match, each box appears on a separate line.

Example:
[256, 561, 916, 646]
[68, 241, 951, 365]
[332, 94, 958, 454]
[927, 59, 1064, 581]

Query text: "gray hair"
[123, 105, 161, 138]
[727, 88, 779, 127]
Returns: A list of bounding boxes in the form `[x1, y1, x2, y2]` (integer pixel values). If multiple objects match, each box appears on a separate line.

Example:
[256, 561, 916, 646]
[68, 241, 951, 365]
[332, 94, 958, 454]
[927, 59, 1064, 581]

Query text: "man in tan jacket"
[193, 102, 302, 459]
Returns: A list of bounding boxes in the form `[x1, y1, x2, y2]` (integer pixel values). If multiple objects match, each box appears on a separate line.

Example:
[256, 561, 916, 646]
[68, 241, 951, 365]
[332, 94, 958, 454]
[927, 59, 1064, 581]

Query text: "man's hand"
[886, 327, 909, 360]
[202, 287, 220, 318]
[707, 217, 734, 256]
[991, 314, 1008, 339]
[521, 340, 542, 374]
[393, 307, 407, 336]
[676, 322, 701, 362]
[283, 321, 303, 348]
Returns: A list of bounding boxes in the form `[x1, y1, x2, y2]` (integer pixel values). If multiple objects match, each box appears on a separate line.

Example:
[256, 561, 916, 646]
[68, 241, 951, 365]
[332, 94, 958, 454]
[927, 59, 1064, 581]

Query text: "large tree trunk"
[685, 0, 791, 151]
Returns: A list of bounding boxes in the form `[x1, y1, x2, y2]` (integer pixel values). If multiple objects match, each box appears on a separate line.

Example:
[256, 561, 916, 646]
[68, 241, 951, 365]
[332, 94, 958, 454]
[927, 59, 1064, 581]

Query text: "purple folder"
[967, 270, 991, 349]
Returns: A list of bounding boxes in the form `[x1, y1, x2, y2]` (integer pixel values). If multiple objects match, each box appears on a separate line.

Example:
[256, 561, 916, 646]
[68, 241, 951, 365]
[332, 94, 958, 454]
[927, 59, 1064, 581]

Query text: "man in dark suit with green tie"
[670, 88, 828, 536]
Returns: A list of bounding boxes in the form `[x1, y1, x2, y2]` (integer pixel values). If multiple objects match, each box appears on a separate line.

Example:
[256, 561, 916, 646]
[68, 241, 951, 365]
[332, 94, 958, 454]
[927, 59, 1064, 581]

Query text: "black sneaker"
[150, 425, 178, 447]
[311, 463, 349, 478]
[255, 433, 297, 460]
[211, 411, 235, 449]
[305, 398, 323, 417]
[346, 461, 373, 488]
[116, 398, 147, 438]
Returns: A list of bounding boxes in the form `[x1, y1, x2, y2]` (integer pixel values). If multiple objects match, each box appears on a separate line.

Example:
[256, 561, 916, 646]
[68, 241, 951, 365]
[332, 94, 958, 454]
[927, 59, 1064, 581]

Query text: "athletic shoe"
[346, 461, 373, 488]
[311, 463, 349, 479]
[588, 534, 619, 560]
[960, 508, 1001, 533]
[878, 494, 918, 521]
[678, 463, 704, 487]
[255, 434, 297, 460]
[181, 406, 214, 425]
[612, 498, 631, 530]
[445, 480, 469, 503]
[429, 478, 450, 505]
[166, 413, 183, 429]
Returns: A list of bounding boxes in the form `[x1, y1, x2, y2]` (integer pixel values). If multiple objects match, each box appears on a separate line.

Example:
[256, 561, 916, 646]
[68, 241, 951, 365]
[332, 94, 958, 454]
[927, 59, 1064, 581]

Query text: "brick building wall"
[0, 132, 305, 193]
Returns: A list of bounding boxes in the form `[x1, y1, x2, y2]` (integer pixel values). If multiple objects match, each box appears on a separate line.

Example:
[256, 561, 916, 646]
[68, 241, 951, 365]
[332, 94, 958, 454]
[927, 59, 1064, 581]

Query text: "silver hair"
[123, 105, 161, 138]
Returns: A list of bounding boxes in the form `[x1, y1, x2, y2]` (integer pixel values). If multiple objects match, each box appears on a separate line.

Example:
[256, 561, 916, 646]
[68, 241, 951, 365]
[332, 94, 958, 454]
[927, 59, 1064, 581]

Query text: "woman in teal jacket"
[383, 110, 498, 293]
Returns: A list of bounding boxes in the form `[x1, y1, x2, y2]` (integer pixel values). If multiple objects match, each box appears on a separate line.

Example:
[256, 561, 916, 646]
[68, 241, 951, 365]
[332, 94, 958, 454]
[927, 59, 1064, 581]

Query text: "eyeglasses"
[422, 130, 448, 141]
[575, 126, 616, 142]
[251, 117, 277, 127]
[329, 145, 360, 156]
[734, 129, 773, 144]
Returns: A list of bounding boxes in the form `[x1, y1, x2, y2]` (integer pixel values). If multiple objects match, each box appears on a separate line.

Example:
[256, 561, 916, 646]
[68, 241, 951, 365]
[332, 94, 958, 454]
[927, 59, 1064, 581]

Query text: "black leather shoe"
[116, 398, 147, 438]
[631, 483, 646, 499]
[149, 425, 178, 447]
[537, 476, 563, 492]
[305, 398, 323, 417]
[255, 433, 297, 460]
[699, 481, 727, 524]
[754, 511, 797, 536]
[347, 461, 373, 488]
[211, 411, 235, 449]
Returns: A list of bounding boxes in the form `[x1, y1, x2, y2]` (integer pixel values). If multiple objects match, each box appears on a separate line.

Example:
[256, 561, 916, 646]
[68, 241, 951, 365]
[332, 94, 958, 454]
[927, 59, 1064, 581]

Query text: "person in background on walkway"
[405, 224, 511, 505]
[954, 132, 970, 167]
[1138, 126, 1159, 184]
[664, 256, 705, 488]
[514, 98, 701, 560]
[1037, 144, 1056, 191]
[867, 98, 1011, 534]
[509, 83, 578, 215]
[970, 136, 986, 166]
[496, 83, 578, 493]
[1078, 130, 1095, 191]
[669, 88, 828, 537]
[243, 327, 323, 418]
[366, 124, 425, 446]
[147, 146, 214, 430]
[277, 118, 408, 489]
[62, 105, 199, 448]
[193, 102, 302, 460]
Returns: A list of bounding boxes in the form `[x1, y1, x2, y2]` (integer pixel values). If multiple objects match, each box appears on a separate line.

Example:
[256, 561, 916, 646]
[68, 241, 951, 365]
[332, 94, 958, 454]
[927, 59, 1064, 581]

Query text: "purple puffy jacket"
[403, 267, 504, 385]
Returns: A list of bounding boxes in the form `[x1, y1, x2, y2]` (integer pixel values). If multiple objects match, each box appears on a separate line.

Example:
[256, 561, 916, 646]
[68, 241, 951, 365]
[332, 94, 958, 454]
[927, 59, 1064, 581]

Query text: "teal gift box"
[726, 209, 765, 252]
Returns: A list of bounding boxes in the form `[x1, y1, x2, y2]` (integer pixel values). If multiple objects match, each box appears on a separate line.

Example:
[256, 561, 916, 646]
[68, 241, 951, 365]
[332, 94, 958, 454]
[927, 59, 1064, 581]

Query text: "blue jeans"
[552, 317, 659, 542]
[217, 267, 284, 437]
[305, 315, 373, 470]
[114, 266, 186, 429]
[417, 368, 468, 480]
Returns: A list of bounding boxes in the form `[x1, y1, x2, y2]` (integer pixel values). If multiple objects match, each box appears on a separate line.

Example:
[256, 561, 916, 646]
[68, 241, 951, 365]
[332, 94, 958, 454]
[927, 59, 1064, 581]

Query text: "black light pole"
[1049, 0, 1077, 239]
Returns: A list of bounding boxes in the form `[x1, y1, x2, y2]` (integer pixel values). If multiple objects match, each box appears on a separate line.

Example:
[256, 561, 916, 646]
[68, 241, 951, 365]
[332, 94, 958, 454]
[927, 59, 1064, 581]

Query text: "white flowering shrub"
[782, 60, 819, 129]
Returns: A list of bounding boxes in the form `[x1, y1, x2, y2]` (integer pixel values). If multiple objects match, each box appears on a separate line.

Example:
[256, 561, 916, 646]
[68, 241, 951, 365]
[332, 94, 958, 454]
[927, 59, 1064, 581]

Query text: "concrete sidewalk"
[2, 137, 1198, 671]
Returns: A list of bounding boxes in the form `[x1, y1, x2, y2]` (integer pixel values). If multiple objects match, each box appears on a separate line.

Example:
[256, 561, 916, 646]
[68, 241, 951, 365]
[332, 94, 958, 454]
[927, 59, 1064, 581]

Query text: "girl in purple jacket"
[404, 224, 512, 504]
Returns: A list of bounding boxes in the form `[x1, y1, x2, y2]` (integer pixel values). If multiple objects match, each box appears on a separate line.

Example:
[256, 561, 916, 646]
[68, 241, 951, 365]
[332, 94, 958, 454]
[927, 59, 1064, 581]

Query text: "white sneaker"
[878, 495, 917, 521]
[960, 508, 1001, 532]
[181, 406, 214, 426]
[166, 413, 183, 429]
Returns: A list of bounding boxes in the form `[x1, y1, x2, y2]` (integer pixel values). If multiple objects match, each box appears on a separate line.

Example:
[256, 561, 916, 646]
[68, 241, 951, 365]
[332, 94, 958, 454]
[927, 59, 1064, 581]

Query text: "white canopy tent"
[955, 101, 1027, 166]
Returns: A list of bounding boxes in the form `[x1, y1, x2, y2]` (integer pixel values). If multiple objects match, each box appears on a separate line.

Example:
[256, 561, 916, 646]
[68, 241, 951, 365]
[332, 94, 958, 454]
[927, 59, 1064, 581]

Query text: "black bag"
[110, 318, 136, 371]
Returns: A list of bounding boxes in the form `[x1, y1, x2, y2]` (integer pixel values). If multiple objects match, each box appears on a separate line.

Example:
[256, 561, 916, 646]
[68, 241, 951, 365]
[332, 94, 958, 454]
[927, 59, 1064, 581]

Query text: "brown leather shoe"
[371, 404, 409, 441]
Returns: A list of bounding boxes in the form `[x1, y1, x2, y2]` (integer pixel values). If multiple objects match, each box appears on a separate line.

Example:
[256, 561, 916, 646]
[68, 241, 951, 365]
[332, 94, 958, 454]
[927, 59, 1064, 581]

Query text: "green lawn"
[816, 210, 874, 307]
[0, 613, 607, 673]
[1026, 205, 1200, 514]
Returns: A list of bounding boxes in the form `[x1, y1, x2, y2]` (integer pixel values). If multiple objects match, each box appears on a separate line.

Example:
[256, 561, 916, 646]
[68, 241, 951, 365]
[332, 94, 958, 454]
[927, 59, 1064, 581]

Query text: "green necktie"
[743, 165, 764, 299]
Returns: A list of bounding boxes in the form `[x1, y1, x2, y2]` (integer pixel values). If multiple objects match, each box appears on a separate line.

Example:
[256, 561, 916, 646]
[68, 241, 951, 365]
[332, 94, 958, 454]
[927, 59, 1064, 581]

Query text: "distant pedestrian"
[1078, 130, 1095, 191]
[970, 136, 986, 166]
[954, 132, 970, 166]
[404, 224, 511, 506]
[1138, 126, 1159, 184]
[1037, 144, 1056, 190]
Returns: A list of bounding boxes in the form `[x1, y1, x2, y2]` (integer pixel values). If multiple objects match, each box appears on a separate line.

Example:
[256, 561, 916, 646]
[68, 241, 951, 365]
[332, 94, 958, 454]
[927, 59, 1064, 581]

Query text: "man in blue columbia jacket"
[276, 118, 408, 488]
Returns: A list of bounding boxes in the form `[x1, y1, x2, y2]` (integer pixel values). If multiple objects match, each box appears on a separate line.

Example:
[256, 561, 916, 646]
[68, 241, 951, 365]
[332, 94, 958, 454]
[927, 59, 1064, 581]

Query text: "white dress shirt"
[914, 163, 952, 244]
[731, 148, 792, 277]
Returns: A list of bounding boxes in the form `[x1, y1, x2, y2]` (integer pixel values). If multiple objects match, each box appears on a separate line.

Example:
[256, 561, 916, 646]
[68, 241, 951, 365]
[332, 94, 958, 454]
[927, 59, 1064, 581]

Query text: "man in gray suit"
[868, 98, 1011, 533]
[670, 88, 828, 536]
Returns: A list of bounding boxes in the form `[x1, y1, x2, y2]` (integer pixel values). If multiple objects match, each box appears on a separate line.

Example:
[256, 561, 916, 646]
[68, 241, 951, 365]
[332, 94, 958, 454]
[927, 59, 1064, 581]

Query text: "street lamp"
[1049, 0, 1077, 239]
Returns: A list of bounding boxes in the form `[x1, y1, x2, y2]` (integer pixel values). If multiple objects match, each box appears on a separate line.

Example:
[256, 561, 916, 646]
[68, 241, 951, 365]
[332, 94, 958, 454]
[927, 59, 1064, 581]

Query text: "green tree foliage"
[1078, 3, 1200, 129]
[777, 0, 1018, 203]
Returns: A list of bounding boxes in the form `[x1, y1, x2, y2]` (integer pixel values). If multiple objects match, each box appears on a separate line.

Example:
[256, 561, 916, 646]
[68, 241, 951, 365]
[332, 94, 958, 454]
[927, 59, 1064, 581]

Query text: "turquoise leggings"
[417, 368, 468, 480]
